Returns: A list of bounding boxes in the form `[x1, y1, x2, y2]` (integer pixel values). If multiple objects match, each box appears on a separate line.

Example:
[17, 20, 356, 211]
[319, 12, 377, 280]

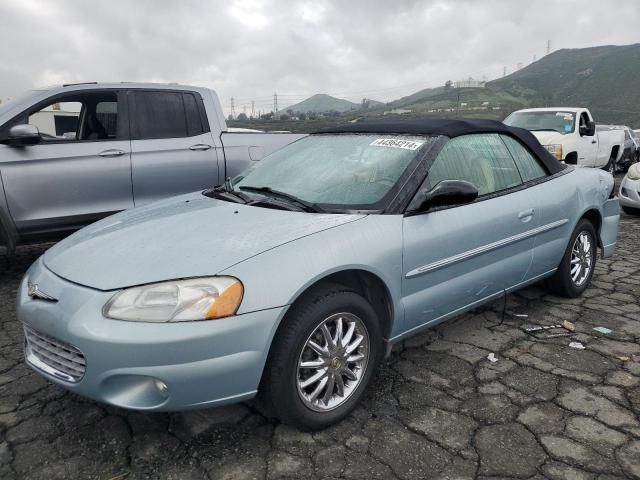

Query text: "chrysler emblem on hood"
[27, 283, 57, 302]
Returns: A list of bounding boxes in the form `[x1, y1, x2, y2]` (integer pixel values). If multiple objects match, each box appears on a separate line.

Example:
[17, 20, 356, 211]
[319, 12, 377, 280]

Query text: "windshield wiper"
[239, 186, 324, 213]
[205, 178, 252, 204]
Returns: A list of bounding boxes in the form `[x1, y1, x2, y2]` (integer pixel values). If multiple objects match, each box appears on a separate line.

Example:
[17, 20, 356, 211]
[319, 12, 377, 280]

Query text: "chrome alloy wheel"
[570, 231, 593, 286]
[296, 313, 370, 412]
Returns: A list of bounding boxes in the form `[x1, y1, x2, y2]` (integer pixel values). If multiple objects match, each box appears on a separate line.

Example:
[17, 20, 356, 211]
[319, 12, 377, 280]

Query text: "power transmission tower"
[547, 40, 551, 55]
[503, 66, 507, 77]
[230, 97, 236, 119]
[243, 105, 247, 116]
[251, 100, 255, 118]
[533, 54, 537, 62]
[273, 92, 278, 112]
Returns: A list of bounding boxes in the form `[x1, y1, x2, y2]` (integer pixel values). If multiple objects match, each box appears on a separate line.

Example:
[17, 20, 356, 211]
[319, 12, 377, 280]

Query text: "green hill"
[283, 94, 360, 113]
[231, 43, 640, 131]
[388, 86, 446, 107]
[488, 43, 640, 126]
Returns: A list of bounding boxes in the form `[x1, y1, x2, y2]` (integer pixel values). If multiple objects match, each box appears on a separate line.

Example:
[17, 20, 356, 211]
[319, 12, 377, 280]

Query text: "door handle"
[591, 140, 597, 144]
[518, 209, 535, 222]
[99, 149, 127, 157]
[189, 144, 212, 151]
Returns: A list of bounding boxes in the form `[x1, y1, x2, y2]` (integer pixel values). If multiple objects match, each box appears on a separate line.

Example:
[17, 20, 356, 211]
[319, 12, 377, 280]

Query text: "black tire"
[602, 155, 616, 175]
[258, 284, 384, 430]
[545, 218, 597, 298]
[622, 206, 640, 216]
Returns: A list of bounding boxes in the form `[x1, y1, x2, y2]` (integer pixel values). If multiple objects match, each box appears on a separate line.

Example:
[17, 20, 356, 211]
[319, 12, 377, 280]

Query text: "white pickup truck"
[504, 107, 624, 172]
[0, 82, 305, 255]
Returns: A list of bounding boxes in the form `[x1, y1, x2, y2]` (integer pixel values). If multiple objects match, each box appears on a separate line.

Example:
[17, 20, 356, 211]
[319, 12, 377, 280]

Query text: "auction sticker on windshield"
[370, 138, 425, 150]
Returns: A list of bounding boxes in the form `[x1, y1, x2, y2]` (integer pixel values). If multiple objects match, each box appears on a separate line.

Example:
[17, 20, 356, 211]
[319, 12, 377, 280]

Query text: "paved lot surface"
[0, 213, 638, 480]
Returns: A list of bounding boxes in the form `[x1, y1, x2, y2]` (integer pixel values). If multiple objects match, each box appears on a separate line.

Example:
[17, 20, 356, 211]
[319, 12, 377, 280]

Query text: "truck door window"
[579, 113, 590, 134]
[500, 135, 547, 182]
[9, 91, 120, 142]
[28, 102, 81, 140]
[131, 91, 204, 140]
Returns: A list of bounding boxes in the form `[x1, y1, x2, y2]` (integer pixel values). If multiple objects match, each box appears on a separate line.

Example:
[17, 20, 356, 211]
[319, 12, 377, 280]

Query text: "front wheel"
[259, 285, 383, 430]
[602, 155, 616, 175]
[545, 219, 597, 298]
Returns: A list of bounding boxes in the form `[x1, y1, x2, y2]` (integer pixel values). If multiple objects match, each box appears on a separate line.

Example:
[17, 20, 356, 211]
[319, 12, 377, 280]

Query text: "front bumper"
[619, 176, 640, 209]
[17, 257, 287, 411]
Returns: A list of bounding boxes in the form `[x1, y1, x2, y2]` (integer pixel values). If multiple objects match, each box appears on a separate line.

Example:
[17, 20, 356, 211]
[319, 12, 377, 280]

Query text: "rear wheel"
[545, 219, 597, 298]
[602, 155, 616, 175]
[259, 284, 383, 430]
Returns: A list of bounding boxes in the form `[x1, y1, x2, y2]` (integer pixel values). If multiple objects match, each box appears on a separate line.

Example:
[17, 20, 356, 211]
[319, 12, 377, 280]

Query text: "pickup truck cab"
[504, 107, 623, 171]
[0, 83, 304, 255]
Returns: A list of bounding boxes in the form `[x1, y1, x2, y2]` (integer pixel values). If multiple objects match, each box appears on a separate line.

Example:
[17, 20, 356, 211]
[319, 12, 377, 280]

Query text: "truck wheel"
[602, 155, 616, 175]
[259, 284, 383, 430]
[545, 218, 597, 298]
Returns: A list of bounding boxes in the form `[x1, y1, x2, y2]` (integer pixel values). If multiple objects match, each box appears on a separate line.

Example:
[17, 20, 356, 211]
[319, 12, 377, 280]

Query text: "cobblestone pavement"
[0, 213, 638, 480]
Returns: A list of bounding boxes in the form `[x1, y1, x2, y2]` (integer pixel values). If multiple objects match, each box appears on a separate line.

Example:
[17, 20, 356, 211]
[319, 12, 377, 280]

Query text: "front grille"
[23, 325, 86, 383]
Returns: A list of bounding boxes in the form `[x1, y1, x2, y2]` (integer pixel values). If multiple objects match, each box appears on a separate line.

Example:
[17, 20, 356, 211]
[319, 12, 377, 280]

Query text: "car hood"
[44, 193, 364, 290]
[530, 131, 566, 145]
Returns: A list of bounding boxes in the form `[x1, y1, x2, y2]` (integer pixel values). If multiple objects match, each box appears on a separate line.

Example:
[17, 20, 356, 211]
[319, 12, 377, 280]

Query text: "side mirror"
[415, 179, 479, 212]
[579, 121, 596, 137]
[7, 124, 41, 146]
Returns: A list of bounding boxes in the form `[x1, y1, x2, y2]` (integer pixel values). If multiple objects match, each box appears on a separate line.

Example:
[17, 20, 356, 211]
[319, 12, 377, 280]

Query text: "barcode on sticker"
[370, 138, 425, 150]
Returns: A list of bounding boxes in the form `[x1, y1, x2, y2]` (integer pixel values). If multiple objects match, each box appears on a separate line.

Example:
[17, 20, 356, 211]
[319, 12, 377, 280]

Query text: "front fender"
[221, 215, 404, 335]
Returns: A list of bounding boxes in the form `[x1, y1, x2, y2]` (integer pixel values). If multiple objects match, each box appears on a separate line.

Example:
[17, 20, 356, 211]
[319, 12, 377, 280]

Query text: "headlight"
[103, 277, 243, 322]
[543, 144, 563, 161]
[627, 163, 640, 181]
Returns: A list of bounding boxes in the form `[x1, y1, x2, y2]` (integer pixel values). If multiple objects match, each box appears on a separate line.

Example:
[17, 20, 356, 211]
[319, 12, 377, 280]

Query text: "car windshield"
[231, 134, 434, 209]
[505, 111, 576, 135]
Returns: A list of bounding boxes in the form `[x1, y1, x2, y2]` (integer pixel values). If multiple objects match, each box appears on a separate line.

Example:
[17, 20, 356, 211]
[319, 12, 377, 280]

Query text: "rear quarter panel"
[529, 167, 616, 277]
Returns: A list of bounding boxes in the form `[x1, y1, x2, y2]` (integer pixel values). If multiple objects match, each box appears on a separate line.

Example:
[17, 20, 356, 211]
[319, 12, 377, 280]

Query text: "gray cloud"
[1, 0, 639, 114]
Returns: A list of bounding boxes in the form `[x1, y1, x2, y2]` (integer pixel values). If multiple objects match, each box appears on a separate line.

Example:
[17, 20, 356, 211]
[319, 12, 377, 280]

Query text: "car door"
[129, 90, 220, 206]
[499, 134, 572, 281]
[0, 89, 133, 236]
[576, 112, 597, 167]
[401, 133, 537, 333]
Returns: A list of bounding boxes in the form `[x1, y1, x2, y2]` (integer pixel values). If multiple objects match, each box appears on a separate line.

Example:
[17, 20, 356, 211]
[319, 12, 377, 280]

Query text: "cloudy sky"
[1, 0, 639, 114]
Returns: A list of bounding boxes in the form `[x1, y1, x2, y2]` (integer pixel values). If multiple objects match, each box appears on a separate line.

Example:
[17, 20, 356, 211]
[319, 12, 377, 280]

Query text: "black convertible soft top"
[318, 118, 566, 175]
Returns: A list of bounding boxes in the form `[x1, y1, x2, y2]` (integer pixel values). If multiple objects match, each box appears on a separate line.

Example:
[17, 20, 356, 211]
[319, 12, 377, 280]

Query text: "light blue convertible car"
[17, 119, 619, 430]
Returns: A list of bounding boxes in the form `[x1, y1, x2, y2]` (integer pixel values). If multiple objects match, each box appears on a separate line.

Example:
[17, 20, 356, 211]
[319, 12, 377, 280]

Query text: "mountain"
[488, 43, 640, 125]
[388, 86, 446, 107]
[231, 43, 640, 131]
[283, 94, 360, 113]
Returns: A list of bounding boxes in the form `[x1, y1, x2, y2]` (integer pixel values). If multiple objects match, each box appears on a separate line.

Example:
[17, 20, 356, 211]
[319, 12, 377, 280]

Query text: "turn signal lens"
[543, 144, 563, 161]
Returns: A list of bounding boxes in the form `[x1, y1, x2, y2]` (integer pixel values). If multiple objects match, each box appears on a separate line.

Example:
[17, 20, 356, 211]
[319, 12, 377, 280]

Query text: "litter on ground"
[593, 326, 612, 334]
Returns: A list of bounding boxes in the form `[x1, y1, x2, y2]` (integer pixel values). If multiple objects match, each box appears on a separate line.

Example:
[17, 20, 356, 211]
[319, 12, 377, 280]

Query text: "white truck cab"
[504, 107, 623, 172]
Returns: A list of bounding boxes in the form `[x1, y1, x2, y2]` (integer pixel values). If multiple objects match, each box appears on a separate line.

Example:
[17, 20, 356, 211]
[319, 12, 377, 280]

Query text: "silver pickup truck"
[0, 83, 304, 255]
